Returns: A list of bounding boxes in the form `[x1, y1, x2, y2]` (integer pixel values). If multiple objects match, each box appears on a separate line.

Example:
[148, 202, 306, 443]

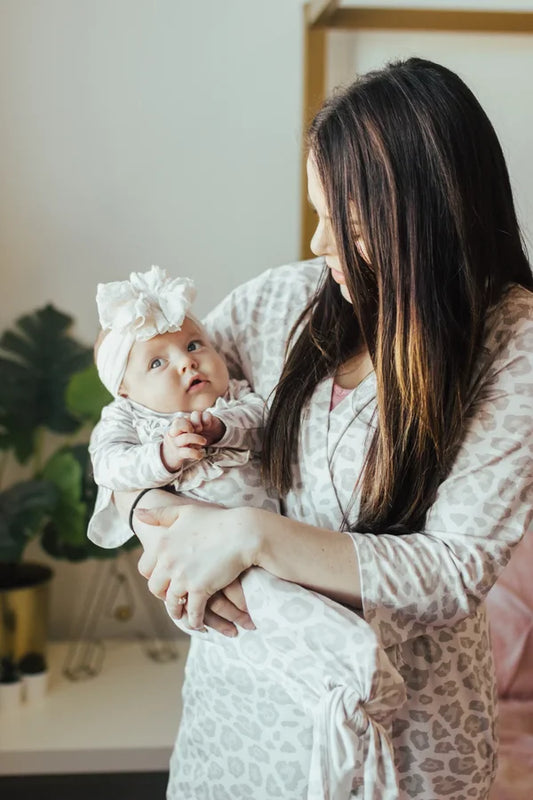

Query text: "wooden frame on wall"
[301, 1, 533, 258]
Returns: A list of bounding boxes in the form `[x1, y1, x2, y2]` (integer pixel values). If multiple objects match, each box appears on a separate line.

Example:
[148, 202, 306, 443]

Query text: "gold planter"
[0, 563, 53, 662]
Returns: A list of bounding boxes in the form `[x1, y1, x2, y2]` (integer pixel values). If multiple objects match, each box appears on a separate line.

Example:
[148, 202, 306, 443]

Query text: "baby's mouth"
[187, 376, 208, 392]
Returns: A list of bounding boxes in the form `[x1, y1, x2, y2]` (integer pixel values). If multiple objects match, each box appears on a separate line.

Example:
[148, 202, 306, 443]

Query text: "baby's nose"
[180, 353, 197, 372]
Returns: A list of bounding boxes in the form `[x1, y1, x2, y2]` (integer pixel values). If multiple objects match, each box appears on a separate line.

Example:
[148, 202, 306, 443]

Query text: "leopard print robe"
[167, 260, 532, 800]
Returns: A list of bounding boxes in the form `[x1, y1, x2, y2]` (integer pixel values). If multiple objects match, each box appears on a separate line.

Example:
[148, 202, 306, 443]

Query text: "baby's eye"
[187, 340, 202, 352]
[149, 358, 163, 370]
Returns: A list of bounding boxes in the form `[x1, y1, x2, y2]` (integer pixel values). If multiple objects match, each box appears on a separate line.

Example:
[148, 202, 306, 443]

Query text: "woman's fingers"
[166, 586, 255, 635]
[136, 505, 181, 527]
[137, 548, 157, 579]
[164, 579, 208, 630]
[180, 589, 209, 631]
[147, 567, 171, 600]
[165, 596, 186, 621]
[167, 593, 255, 637]
[202, 608, 238, 637]
[208, 586, 255, 630]
[222, 578, 251, 616]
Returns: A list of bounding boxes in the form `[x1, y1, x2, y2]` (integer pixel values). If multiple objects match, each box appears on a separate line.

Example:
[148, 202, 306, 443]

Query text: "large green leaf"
[40, 444, 138, 562]
[0, 480, 58, 562]
[66, 364, 112, 425]
[40, 450, 87, 547]
[0, 305, 93, 463]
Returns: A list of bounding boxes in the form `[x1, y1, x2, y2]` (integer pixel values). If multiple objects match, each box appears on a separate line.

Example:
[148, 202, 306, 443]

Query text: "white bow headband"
[96, 266, 197, 396]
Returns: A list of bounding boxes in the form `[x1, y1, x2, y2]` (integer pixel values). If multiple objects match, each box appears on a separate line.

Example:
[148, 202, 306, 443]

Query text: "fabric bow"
[95, 266, 197, 397]
[96, 266, 196, 341]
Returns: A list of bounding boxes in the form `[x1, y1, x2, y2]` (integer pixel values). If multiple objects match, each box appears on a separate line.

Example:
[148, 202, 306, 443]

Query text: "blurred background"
[0, 0, 532, 639]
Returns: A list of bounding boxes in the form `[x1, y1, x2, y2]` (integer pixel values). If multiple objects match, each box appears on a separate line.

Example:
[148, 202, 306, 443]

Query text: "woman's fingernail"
[224, 629, 237, 637]
[241, 620, 256, 630]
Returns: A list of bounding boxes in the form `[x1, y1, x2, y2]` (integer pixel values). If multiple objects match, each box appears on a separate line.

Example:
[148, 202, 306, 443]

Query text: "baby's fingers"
[188, 410, 204, 433]
[168, 417, 193, 437]
[172, 432, 207, 450]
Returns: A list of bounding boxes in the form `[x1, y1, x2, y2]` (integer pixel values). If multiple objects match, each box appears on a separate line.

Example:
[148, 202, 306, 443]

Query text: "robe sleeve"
[89, 400, 176, 492]
[348, 288, 533, 649]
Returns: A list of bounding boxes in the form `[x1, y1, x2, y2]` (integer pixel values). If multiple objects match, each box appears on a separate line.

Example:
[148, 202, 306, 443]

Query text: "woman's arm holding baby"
[114, 489, 256, 636]
[134, 503, 361, 630]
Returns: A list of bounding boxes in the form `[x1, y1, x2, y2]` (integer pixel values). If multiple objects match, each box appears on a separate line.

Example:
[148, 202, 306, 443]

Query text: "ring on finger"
[176, 595, 188, 605]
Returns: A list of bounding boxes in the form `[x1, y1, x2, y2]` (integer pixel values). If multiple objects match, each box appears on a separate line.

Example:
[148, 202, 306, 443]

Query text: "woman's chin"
[339, 283, 352, 304]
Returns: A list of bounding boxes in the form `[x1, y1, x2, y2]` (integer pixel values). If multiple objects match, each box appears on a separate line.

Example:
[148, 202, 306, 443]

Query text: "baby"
[88, 265, 277, 551]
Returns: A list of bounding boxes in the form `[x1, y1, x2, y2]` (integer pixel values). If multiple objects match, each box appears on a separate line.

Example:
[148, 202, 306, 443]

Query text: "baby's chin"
[145, 392, 222, 415]
[179, 385, 224, 414]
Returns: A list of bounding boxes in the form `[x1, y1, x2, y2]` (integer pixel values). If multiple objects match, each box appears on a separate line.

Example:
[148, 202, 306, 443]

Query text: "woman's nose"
[310, 218, 331, 257]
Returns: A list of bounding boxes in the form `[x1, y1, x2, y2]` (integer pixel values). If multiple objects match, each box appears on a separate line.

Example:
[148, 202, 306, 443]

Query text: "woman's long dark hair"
[262, 57, 532, 533]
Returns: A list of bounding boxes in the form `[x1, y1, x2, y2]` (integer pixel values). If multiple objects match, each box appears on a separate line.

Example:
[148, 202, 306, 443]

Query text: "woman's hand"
[188, 579, 255, 637]
[136, 504, 260, 632]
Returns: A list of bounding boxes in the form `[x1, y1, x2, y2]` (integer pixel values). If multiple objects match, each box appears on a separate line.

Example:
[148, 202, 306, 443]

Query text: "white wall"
[326, 28, 533, 250]
[0, 0, 304, 639]
[0, 0, 304, 339]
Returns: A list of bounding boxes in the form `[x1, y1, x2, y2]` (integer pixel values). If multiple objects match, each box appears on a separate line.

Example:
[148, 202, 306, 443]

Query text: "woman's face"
[306, 154, 369, 304]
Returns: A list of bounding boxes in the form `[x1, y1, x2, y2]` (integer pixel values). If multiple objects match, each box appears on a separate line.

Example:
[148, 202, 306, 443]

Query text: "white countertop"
[0, 638, 190, 776]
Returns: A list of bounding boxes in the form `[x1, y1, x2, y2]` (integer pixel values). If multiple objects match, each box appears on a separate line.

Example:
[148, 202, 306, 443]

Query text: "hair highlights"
[263, 58, 532, 533]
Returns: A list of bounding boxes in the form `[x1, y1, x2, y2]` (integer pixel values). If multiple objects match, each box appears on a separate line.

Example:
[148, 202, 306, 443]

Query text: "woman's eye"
[187, 340, 202, 352]
[150, 358, 163, 370]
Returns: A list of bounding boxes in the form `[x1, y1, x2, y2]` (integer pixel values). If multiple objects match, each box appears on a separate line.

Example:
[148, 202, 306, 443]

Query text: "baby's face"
[120, 318, 229, 413]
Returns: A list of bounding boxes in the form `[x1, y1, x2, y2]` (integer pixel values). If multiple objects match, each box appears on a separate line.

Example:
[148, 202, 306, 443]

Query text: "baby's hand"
[188, 410, 226, 446]
[161, 417, 207, 473]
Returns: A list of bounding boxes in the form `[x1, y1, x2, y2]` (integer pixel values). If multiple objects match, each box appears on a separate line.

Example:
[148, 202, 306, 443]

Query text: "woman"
[124, 58, 533, 799]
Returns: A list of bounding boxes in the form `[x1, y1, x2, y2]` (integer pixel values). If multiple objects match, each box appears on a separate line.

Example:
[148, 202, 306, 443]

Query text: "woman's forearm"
[114, 491, 361, 610]
[251, 508, 362, 609]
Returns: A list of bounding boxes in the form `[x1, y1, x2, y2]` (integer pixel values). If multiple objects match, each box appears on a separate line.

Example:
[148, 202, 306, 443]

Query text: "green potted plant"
[0, 304, 135, 662]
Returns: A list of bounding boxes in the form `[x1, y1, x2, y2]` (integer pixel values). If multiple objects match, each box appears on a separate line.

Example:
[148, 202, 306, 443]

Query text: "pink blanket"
[486, 531, 533, 800]
[489, 700, 533, 800]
